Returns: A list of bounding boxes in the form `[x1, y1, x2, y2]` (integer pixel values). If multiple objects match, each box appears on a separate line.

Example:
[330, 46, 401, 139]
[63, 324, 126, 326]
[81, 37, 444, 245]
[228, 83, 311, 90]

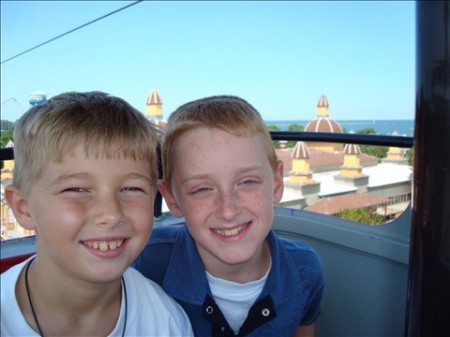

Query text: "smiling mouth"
[85, 239, 124, 251]
[213, 222, 250, 237]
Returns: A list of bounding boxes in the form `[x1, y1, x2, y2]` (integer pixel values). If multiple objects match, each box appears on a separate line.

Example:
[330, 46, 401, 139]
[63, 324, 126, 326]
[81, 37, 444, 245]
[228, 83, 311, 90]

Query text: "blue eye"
[194, 187, 209, 194]
[242, 178, 261, 186]
[189, 186, 213, 195]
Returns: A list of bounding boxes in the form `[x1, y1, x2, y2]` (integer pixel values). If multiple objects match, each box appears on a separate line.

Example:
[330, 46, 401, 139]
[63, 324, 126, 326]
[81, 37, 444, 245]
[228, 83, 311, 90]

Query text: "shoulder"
[1, 260, 22, 304]
[133, 225, 185, 278]
[266, 233, 324, 325]
[273, 231, 315, 253]
[1, 256, 32, 288]
[123, 267, 193, 335]
[147, 225, 184, 244]
[276, 234, 322, 267]
[133, 226, 187, 284]
[124, 267, 185, 315]
[1, 257, 38, 336]
[270, 233, 324, 286]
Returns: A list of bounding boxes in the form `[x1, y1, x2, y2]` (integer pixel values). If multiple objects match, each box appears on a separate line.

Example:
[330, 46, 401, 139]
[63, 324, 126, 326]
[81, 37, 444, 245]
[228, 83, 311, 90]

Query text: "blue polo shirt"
[133, 225, 324, 337]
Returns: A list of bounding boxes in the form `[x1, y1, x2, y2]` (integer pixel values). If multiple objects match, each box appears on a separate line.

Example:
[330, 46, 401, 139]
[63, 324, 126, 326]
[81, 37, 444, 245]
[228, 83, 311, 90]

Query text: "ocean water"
[265, 119, 415, 137]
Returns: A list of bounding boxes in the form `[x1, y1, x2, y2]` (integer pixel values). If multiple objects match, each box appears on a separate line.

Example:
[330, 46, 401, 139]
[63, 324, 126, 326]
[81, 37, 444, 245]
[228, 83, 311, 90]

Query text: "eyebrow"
[126, 173, 154, 183]
[51, 172, 153, 184]
[51, 173, 90, 184]
[180, 165, 266, 183]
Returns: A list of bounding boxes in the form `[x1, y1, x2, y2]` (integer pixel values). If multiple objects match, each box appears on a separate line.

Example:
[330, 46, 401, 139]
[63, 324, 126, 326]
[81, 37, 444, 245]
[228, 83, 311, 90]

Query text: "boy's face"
[160, 127, 284, 275]
[8, 144, 156, 283]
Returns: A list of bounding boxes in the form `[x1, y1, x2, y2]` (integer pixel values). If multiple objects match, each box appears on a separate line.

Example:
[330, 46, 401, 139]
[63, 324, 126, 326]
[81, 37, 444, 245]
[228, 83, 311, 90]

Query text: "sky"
[1, 1, 416, 123]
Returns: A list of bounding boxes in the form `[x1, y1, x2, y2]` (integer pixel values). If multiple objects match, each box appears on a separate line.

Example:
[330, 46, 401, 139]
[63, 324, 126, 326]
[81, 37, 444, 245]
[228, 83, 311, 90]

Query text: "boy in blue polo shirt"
[134, 95, 324, 336]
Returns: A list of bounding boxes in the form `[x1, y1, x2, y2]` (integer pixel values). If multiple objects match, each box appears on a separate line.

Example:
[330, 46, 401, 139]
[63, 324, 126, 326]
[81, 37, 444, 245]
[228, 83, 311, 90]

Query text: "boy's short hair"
[12, 91, 161, 194]
[162, 95, 278, 188]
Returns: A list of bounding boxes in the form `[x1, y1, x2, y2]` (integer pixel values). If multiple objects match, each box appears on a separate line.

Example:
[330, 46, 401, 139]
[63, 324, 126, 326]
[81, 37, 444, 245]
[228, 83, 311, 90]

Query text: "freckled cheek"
[180, 200, 212, 226]
[243, 195, 273, 218]
[184, 199, 212, 214]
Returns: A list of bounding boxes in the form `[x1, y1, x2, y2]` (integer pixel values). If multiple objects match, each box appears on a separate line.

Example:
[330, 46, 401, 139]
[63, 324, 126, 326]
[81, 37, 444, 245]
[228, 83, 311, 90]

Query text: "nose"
[94, 193, 124, 226]
[215, 190, 240, 221]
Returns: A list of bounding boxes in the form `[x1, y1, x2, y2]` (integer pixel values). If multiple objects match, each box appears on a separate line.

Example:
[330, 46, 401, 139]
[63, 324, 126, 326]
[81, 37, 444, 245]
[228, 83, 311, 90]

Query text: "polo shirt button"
[206, 306, 214, 315]
[261, 308, 270, 317]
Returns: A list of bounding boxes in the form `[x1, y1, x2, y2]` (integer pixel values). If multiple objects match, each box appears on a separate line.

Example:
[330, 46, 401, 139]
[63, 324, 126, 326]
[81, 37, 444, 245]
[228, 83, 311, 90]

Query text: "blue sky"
[1, 1, 415, 123]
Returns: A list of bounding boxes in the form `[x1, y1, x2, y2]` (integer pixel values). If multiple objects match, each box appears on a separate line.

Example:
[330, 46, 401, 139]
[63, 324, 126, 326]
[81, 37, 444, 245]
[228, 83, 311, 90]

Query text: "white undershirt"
[206, 261, 271, 334]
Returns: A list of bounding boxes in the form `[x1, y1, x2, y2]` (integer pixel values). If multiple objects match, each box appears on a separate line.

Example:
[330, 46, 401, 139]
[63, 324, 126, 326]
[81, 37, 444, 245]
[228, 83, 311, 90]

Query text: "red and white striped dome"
[146, 89, 162, 105]
[304, 95, 343, 133]
[343, 144, 361, 155]
[305, 118, 343, 133]
[291, 141, 310, 159]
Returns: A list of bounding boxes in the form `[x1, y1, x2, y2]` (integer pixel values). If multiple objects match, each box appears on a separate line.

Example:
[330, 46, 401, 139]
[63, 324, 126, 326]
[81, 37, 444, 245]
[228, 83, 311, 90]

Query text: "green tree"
[338, 208, 385, 225]
[1, 120, 14, 170]
[357, 127, 377, 135]
[266, 124, 281, 149]
[287, 124, 304, 132]
[406, 148, 414, 165]
[287, 123, 305, 148]
[360, 145, 388, 159]
[1, 129, 13, 148]
[1, 119, 15, 130]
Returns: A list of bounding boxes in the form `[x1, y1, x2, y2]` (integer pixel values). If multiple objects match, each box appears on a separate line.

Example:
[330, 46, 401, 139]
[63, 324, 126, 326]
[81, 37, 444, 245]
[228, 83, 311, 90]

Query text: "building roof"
[304, 94, 343, 133]
[280, 161, 411, 206]
[276, 147, 379, 174]
[305, 117, 343, 133]
[291, 141, 310, 159]
[317, 94, 329, 108]
[304, 193, 389, 215]
[344, 143, 362, 155]
[146, 89, 162, 105]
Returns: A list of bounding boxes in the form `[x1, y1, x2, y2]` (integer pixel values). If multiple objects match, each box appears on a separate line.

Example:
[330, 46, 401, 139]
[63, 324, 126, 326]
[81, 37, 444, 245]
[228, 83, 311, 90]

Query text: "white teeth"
[215, 224, 248, 237]
[86, 240, 124, 251]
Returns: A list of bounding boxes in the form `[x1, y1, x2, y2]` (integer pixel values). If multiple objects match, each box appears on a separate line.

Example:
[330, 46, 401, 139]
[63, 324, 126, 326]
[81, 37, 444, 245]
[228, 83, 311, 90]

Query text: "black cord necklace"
[24, 258, 128, 337]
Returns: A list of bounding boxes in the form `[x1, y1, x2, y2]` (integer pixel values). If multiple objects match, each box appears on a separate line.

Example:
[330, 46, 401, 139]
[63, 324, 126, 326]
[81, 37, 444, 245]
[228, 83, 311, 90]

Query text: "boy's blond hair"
[12, 91, 161, 194]
[162, 95, 278, 188]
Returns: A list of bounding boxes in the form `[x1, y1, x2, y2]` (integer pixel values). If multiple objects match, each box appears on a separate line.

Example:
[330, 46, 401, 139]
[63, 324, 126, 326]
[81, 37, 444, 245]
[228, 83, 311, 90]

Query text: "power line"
[1, 0, 144, 65]
[1, 98, 26, 111]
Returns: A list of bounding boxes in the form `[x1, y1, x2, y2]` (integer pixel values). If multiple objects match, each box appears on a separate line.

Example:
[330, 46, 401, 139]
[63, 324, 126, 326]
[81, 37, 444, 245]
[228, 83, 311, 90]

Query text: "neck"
[18, 257, 124, 336]
[204, 240, 271, 283]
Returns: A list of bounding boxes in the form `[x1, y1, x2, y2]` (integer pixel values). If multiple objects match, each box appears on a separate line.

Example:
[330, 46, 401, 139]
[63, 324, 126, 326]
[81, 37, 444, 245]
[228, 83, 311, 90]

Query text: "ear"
[157, 180, 185, 218]
[272, 160, 284, 204]
[4, 185, 36, 230]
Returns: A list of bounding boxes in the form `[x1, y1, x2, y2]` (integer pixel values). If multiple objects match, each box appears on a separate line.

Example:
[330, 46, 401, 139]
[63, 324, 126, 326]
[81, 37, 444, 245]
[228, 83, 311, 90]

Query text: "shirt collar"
[162, 227, 209, 304]
[262, 231, 304, 303]
[162, 228, 304, 304]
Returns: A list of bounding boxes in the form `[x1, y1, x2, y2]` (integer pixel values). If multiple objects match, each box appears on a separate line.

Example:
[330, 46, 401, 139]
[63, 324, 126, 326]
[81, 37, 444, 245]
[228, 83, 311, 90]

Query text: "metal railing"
[0, 131, 414, 163]
[1, 131, 414, 218]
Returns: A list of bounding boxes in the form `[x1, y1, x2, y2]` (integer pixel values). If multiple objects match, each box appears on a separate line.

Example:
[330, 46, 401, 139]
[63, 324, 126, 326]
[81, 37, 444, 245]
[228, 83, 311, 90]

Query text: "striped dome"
[343, 144, 361, 155]
[305, 118, 343, 133]
[146, 89, 162, 105]
[317, 94, 329, 108]
[291, 141, 310, 159]
[305, 95, 343, 133]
